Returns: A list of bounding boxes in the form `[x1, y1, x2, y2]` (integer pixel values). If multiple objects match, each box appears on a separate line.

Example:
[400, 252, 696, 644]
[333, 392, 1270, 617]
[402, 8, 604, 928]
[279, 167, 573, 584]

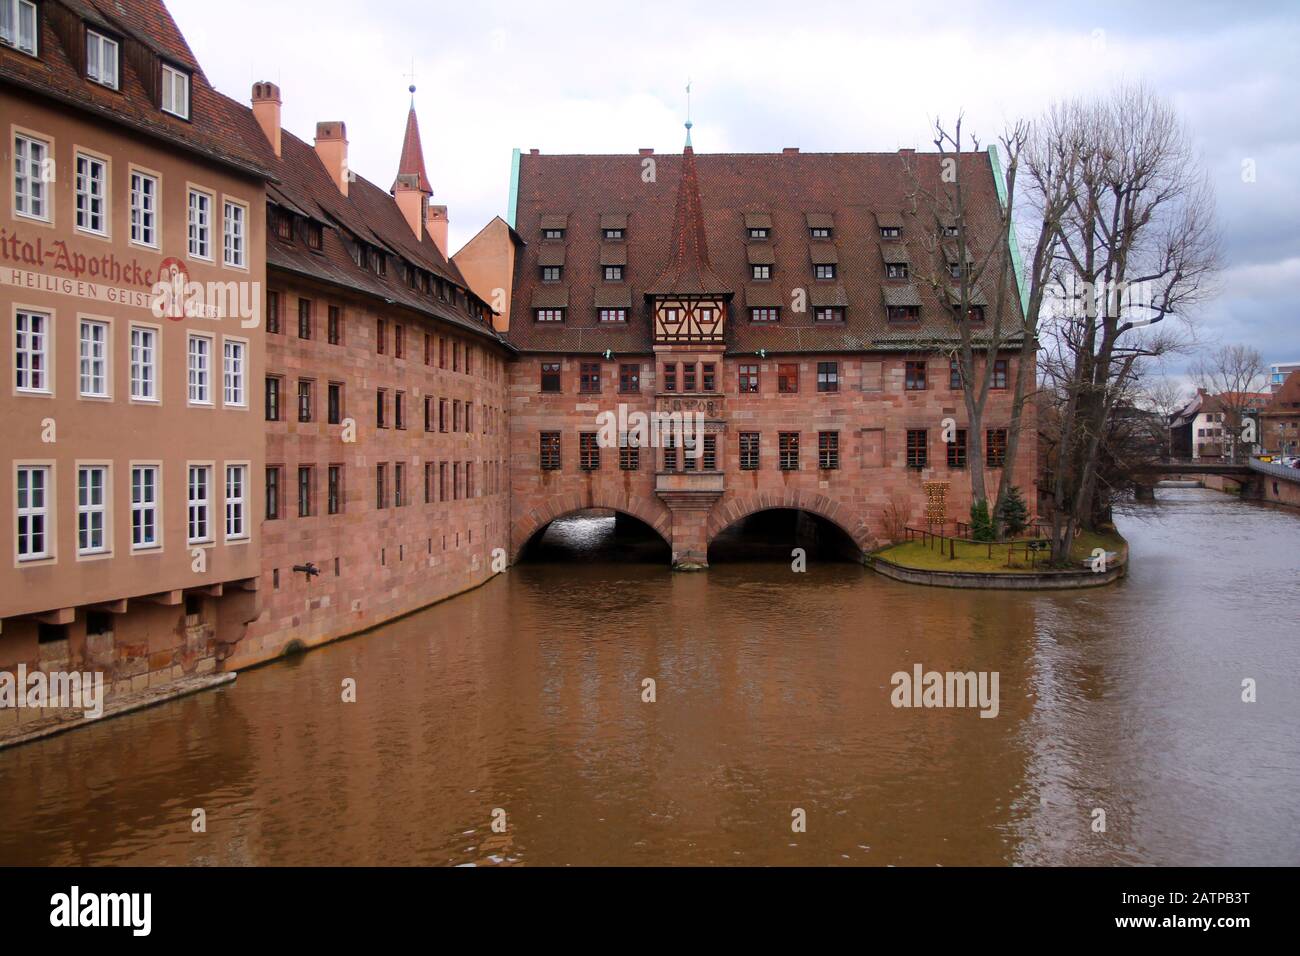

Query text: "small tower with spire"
[392, 83, 434, 242]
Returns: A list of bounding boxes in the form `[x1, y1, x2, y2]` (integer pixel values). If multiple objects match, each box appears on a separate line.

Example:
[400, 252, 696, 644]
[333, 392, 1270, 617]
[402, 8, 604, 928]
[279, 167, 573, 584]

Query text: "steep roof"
[506, 149, 1019, 354]
[1262, 371, 1300, 415]
[393, 102, 432, 194]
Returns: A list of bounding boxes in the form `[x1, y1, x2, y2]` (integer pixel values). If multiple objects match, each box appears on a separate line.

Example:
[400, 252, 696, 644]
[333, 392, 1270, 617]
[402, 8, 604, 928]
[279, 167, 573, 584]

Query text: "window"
[298, 298, 312, 339]
[702, 363, 716, 392]
[15, 309, 49, 392]
[540, 432, 561, 470]
[779, 432, 800, 471]
[187, 189, 212, 258]
[452, 400, 461, 432]
[453, 342, 461, 372]
[222, 201, 247, 267]
[265, 376, 281, 421]
[738, 364, 759, 393]
[948, 429, 967, 468]
[162, 63, 191, 119]
[541, 362, 561, 393]
[376, 389, 387, 428]
[130, 171, 158, 246]
[131, 465, 160, 548]
[188, 465, 212, 542]
[580, 362, 601, 393]
[778, 364, 799, 394]
[376, 317, 387, 355]
[13, 133, 49, 220]
[619, 363, 640, 393]
[395, 391, 406, 430]
[948, 261, 964, 279]
[265, 467, 281, 520]
[751, 264, 771, 280]
[225, 465, 248, 539]
[818, 432, 839, 470]
[815, 307, 845, 323]
[887, 306, 920, 323]
[748, 227, 769, 240]
[223, 340, 246, 406]
[274, 209, 292, 241]
[307, 222, 323, 250]
[814, 263, 836, 280]
[1, 0, 38, 54]
[395, 324, 405, 359]
[966, 305, 985, 324]
[905, 361, 927, 391]
[187, 335, 212, 404]
[817, 362, 839, 393]
[987, 428, 1008, 468]
[683, 364, 697, 392]
[663, 363, 677, 392]
[702, 434, 717, 471]
[543, 228, 564, 241]
[439, 462, 448, 501]
[599, 308, 627, 322]
[79, 319, 109, 397]
[603, 227, 623, 240]
[373, 464, 388, 509]
[541, 266, 562, 282]
[886, 262, 909, 280]
[395, 463, 406, 506]
[438, 398, 448, 432]
[619, 436, 639, 471]
[328, 383, 342, 425]
[16, 465, 50, 560]
[603, 265, 624, 281]
[536, 309, 565, 323]
[580, 432, 600, 471]
[327, 466, 342, 515]
[663, 434, 678, 472]
[992, 359, 1008, 390]
[943, 225, 959, 238]
[267, 291, 281, 334]
[75, 154, 108, 235]
[750, 307, 780, 323]
[811, 226, 832, 240]
[77, 465, 109, 555]
[907, 429, 928, 468]
[297, 466, 314, 517]
[949, 359, 963, 391]
[297, 380, 313, 422]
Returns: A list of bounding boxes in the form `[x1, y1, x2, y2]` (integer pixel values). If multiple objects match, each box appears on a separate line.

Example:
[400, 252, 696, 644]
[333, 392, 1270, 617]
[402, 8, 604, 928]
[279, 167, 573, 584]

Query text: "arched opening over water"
[707, 508, 865, 564]
[517, 509, 673, 563]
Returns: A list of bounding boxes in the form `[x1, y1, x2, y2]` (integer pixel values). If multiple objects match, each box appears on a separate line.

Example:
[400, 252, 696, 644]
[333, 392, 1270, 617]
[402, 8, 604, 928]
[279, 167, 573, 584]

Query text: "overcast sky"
[170, 0, 1300, 380]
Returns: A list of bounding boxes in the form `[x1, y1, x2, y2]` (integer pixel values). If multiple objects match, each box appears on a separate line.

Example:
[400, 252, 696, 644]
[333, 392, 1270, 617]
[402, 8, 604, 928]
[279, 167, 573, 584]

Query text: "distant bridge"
[1133, 457, 1300, 502]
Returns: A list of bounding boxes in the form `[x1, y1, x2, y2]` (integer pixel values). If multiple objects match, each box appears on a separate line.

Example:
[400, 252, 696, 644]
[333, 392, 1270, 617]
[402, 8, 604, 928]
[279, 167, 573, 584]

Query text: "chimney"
[426, 205, 449, 258]
[251, 81, 282, 157]
[314, 121, 350, 197]
[782, 147, 800, 155]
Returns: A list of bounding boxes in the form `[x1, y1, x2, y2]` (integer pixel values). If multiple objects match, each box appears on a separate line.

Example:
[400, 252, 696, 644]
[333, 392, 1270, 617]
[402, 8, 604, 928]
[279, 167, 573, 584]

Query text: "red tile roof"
[393, 103, 432, 194]
[645, 146, 728, 296]
[507, 149, 1021, 355]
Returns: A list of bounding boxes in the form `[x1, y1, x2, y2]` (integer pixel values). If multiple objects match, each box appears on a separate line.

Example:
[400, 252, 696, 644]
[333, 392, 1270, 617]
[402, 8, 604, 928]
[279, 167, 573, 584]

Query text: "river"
[1, 488, 1297, 866]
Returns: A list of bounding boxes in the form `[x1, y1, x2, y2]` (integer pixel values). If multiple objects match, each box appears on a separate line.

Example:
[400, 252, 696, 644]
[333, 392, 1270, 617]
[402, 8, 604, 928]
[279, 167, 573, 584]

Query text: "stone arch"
[510, 491, 673, 561]
[706, 491, 878, 557]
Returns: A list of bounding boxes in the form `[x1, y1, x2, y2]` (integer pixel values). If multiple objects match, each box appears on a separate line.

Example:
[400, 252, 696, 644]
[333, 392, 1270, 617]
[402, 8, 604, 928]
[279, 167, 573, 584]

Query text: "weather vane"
[685, 78, 693, 147]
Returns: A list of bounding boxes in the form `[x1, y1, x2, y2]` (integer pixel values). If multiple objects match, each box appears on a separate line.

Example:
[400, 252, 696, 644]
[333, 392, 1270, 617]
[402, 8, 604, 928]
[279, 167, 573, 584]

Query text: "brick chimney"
[314, 121, 349, 197]
[251, 81, 282, 157]
[426, 205, 449, 258]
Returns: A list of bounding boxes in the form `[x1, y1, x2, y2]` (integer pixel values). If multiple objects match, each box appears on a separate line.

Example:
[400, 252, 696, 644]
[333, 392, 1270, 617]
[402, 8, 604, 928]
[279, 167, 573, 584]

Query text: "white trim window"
[75, 153, 108, 235]
[77, 465, 109, 555]
[129, 325, 157, 400]
[86, 30, 119, 89]
[188, 188, 212, 259]
[225, 465, 247, 540]
[131, 465, 160, 549]
[15, 309, 50, 392]
[223, 339, 246, 406]
[16, 465, 50, 560]
[13, 133, 49, 220]
[130, 171, 158, 246]
[78, 318, 109, 397]
[0, 0, 38, 55]
[223, 200, 246, 267]
[187, 334, 211, 404]
[162, 63, 190, 119]
[187, 465, 211, 544]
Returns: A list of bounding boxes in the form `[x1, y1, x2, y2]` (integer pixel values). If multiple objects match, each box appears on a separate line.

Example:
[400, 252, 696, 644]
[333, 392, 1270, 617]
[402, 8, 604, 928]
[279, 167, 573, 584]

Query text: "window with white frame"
[75, 153, 108, 235]
[162, 63, 191, 119]
[188, 188, 212, 259]
[188, 334, 211, 404]
[130, 171, 158, 246]
[129, 325, 157, 400]
[78, 318, 109, 396]
[187, 465, 211, 543]
[77, 465, 109, 555]
[16, 465, 50, 560]
[86, 30, 119, 88]
[13, 133, 49, 220]
[131, 465, 160, 549]
[0, 0, 38, 55]
[223, 339, 246, 406]
[225, 465, 247, 539]
[223, 200, 246, 267]
[15, 309, 50, 392]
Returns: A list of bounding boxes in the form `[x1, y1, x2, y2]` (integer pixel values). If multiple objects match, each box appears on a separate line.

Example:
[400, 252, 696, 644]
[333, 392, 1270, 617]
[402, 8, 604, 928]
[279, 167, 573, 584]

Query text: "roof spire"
[684, 78, 693, 148]
[393, 82, 432, 195]
[646, 130, 730, 297]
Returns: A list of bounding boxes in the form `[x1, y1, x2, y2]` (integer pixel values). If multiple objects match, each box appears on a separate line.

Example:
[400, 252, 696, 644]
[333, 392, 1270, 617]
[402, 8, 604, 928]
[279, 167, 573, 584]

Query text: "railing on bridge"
[1248, 458, 1300, 482]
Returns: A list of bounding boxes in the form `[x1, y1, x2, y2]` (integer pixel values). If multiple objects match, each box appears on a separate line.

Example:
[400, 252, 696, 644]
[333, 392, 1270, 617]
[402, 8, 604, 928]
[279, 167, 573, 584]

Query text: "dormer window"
[942, 225, 959, 238]
[543, 228, 564, 241]
[603, 228, 623, 241]
[306, 222, 323, 250]
[815, 307, 845, 323]
[814, 263, 836, 280]
[603, 265, 623, 281]
[809, 227, 831, 240]
[541, 265, 562, 282]
[0, 0, 37, 55]
[880, 226, 901, 240]
[274, 210, 292, 241]
[948, 261, 964, 279]
[751, 264, 770, 280]
[886, 262, 909, 280]
[748, 227, 769, 240]
[887, 305, 920, 323]
[161, 63, 191, 119]
[86, 30, 119, 89]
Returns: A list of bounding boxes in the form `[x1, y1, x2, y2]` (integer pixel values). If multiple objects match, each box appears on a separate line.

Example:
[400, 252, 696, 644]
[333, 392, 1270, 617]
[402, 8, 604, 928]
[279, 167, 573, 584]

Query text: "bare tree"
[1192, 344, 1266, 462]
[1139, 373, 1191, 459]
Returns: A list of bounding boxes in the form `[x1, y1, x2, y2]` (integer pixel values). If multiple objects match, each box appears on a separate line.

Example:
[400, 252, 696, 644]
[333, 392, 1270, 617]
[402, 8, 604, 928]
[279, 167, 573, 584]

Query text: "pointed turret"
[393, 87, 432, 195]
[646, 141, 729, 297]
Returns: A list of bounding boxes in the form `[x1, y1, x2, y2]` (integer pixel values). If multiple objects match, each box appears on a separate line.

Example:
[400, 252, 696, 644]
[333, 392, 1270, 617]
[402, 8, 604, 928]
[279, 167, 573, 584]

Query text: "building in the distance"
[1, 0, 272, 714]
[1268, 361, 1300, 393]
[1261, 371, 1300, 457]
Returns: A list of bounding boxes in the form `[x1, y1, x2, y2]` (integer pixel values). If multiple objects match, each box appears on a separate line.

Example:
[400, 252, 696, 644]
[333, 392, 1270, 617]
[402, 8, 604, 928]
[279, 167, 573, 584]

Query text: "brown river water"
[1, 488, 1297, 866]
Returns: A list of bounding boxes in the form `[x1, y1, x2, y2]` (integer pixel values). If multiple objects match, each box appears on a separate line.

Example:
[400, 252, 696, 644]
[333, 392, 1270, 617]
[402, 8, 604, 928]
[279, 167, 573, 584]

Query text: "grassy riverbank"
[874, 529, 1127, 573]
